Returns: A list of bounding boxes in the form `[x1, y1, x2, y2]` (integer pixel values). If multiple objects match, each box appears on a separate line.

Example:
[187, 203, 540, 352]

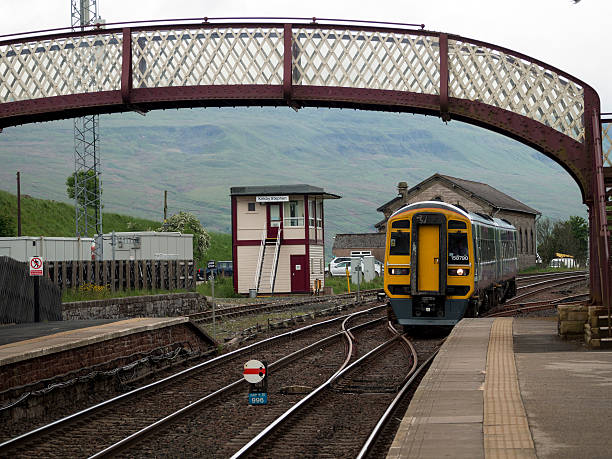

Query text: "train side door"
[417, 225, 440, 292]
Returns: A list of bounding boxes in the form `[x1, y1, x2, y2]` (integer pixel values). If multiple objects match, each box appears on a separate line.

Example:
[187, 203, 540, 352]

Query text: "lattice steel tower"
[71, 0, 102, 242]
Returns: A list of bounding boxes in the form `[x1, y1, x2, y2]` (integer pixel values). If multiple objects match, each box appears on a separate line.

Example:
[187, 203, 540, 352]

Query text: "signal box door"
[290, 255, 308, 292]
[267, 204, 282, 238]
[418, 225, 440, 292]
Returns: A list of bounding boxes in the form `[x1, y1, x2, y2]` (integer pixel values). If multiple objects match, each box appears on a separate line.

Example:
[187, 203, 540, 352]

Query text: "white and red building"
[231, 185, 340, 295]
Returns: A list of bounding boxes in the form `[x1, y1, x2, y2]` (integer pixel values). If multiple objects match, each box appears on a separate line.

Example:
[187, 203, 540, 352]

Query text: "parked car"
[206, 260, 234, 280]
[330, 260, 352, 276]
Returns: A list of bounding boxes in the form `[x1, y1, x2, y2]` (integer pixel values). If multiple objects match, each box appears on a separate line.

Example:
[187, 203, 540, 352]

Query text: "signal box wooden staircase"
[252, 229, 282, 295]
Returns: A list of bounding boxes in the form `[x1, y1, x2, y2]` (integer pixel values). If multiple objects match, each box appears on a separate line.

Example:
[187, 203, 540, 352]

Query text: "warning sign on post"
[29, 257, 44, 276]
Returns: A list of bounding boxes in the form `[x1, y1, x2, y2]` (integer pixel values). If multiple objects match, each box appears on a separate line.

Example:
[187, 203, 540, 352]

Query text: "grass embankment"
[0, 189, 160, 236]
[1, 190, 234, 301]
[324, 274, 384, 294]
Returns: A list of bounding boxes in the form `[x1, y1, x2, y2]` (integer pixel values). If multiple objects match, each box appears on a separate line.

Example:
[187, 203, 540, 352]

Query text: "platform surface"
[0, 317, 189, 366]
[388, 317, 612, 459]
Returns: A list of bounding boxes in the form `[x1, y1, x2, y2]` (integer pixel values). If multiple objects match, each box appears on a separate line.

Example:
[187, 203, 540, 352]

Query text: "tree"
[157, 212, 210, 263]
[66, 170, 101, 208]
[0, 214, 16, 237]
[536, 215, 588, 266]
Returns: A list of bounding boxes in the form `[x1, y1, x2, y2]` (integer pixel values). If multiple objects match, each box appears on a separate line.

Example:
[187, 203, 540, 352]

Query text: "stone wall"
[62, 292, 208, 320]
[0, 323, 208, 393]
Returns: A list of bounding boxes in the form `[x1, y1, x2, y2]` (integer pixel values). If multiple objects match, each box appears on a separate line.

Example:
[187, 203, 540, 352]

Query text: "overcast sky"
[2, 0, 611, 110]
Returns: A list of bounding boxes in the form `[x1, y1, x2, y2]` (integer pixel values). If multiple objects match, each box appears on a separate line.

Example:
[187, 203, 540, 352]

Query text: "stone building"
[375, 174, 540, 269]
[332, 233, 386, 261]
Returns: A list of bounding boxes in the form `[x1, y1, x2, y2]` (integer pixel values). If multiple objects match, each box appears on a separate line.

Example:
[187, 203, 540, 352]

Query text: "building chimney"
[397, 181, 408, 199]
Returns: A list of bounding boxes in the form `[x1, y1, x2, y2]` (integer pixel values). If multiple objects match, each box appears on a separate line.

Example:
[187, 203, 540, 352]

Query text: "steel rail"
[516, 270, 587, 281]
[356, 350, 438, 459]
[516, 273, 587, 292]
[0, 304, 385, 454]
[485, 294, 589, 318]
[510, 274, 588, 303]
[230, 329, 409, 458]
[89, 315, 386, 458]
[189, 289, 380, 323]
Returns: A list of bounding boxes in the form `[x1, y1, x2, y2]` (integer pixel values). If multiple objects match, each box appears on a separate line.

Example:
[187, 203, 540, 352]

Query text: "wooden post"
[119, 260, 124, 291]
[72, 261, 77, 290]
[103, 260, 108, 289]
[61, 261, 67, 291]
[169, 260, 175, 290]
[110, 260, 116, 292]
[174, 260, 180, 290]
[86, 260, 92, 285]
[142, 260, 148, 290]
[151, 260, 157, 290]
[126, 260, 131, 291]
[52, 261, 58, 286]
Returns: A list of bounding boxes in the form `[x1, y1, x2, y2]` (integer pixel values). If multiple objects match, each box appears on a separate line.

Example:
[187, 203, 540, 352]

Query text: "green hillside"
[0, 190, 231, 266]
[0, 189, 159, 236]
[0, 107, 587, 257]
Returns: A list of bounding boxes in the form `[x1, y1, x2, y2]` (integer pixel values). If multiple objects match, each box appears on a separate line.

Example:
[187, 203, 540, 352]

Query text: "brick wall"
[0, 323, 208, 393]
[62, 292, 208, 320]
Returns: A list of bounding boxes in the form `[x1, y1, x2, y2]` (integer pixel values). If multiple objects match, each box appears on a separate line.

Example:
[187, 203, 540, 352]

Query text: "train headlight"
[448, 268, 470, 276]
[389, 267, 410, 275]
[456, 268, 464, 276]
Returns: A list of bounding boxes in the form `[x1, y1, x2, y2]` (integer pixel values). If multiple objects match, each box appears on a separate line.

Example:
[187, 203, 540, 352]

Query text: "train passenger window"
[391, 220, 410, 229]
[448, 220, 467, 229]
[448, 233, 469, 264]
[390, 231, 411, 255]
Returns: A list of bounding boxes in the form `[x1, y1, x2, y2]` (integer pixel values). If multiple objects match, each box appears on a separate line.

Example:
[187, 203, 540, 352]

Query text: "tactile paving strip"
[484, 318, 536, 458]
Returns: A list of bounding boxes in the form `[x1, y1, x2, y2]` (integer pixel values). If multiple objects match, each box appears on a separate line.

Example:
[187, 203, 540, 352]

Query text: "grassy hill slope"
[0, 107, 586, 257]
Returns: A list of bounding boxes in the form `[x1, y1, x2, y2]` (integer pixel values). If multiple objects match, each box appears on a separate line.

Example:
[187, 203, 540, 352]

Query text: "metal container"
[0, 236, 94, 262]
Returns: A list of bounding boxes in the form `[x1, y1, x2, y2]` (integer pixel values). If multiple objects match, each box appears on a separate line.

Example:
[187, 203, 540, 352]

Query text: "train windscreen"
[448, 233, 469, 264]
[390, 231, 411, 255]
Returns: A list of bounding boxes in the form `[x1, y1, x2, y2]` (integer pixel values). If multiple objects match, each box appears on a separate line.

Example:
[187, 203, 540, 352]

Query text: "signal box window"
[247, 202, 256, 212]
[390, 231, 411, 255]
[448, 233, 469, 264]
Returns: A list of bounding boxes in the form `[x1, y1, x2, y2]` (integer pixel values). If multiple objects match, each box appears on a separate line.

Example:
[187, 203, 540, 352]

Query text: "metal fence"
[0, 256, 61, 324]
[46, 259, 195, 292]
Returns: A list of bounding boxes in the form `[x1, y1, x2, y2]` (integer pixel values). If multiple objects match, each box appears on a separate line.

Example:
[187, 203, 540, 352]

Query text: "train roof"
[390, 201, 516, 230]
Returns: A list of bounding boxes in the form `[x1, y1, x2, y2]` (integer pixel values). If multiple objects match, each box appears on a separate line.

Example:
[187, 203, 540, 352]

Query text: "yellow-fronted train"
[384, 201, 518, 326]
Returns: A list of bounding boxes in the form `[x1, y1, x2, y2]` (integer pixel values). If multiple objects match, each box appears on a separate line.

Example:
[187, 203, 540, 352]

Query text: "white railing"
[252, 227, 267, 291]
[270, 227, 282, 293]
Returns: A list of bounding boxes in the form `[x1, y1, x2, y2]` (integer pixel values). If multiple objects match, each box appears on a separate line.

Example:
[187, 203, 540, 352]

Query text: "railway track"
[0, 305, 386, 457]
[484, 271, 589, 317]
[230, 324, 440, 458]
[189, 289, 381, 324]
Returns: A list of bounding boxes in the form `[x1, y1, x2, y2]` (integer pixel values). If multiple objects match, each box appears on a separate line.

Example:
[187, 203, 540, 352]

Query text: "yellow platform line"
[484, 318, 536, 459]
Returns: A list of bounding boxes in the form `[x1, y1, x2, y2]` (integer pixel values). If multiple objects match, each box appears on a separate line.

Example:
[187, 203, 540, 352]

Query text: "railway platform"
[388, 317, 612, 459]
[0, 317, 214, 393]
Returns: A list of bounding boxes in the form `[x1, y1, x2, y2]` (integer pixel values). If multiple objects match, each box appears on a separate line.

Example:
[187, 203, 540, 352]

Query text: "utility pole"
[16, 171, 21, 236]
[164, 190, 168, 222]
[71, 0, 103, 258]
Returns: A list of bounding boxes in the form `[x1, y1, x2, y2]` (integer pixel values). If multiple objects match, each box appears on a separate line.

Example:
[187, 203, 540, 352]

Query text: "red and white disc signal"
[243, 359, 266, 383]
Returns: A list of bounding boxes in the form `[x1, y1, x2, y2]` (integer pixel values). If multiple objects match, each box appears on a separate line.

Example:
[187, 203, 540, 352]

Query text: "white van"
[549, 257, 577, 269]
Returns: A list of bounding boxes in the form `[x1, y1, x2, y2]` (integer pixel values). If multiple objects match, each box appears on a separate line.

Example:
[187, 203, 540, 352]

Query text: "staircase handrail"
[270, 228, 282, 293]
[253, 227, 267, 291]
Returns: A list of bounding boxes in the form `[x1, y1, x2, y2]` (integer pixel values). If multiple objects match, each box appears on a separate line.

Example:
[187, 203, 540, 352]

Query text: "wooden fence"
[45, 259, 195, 291]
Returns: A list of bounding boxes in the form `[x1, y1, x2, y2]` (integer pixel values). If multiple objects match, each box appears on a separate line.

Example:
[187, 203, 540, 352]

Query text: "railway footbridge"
[1, 17, 610, 307]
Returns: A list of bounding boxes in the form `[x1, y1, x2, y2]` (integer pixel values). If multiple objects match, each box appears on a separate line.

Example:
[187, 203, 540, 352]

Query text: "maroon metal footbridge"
[1, 18, 610, 307]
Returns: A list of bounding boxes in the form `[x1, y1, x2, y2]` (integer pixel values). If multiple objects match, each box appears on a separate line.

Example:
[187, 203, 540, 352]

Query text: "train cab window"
[390, 231, 411, 255]
[448, 220, 467, 229]
[391, 220, 410, 229]
[448, 233, 469, 264]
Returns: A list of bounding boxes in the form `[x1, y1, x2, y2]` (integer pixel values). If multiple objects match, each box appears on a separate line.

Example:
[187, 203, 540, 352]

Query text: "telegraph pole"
[71, 0, 103, 258]
[16, 171, 21, 236]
